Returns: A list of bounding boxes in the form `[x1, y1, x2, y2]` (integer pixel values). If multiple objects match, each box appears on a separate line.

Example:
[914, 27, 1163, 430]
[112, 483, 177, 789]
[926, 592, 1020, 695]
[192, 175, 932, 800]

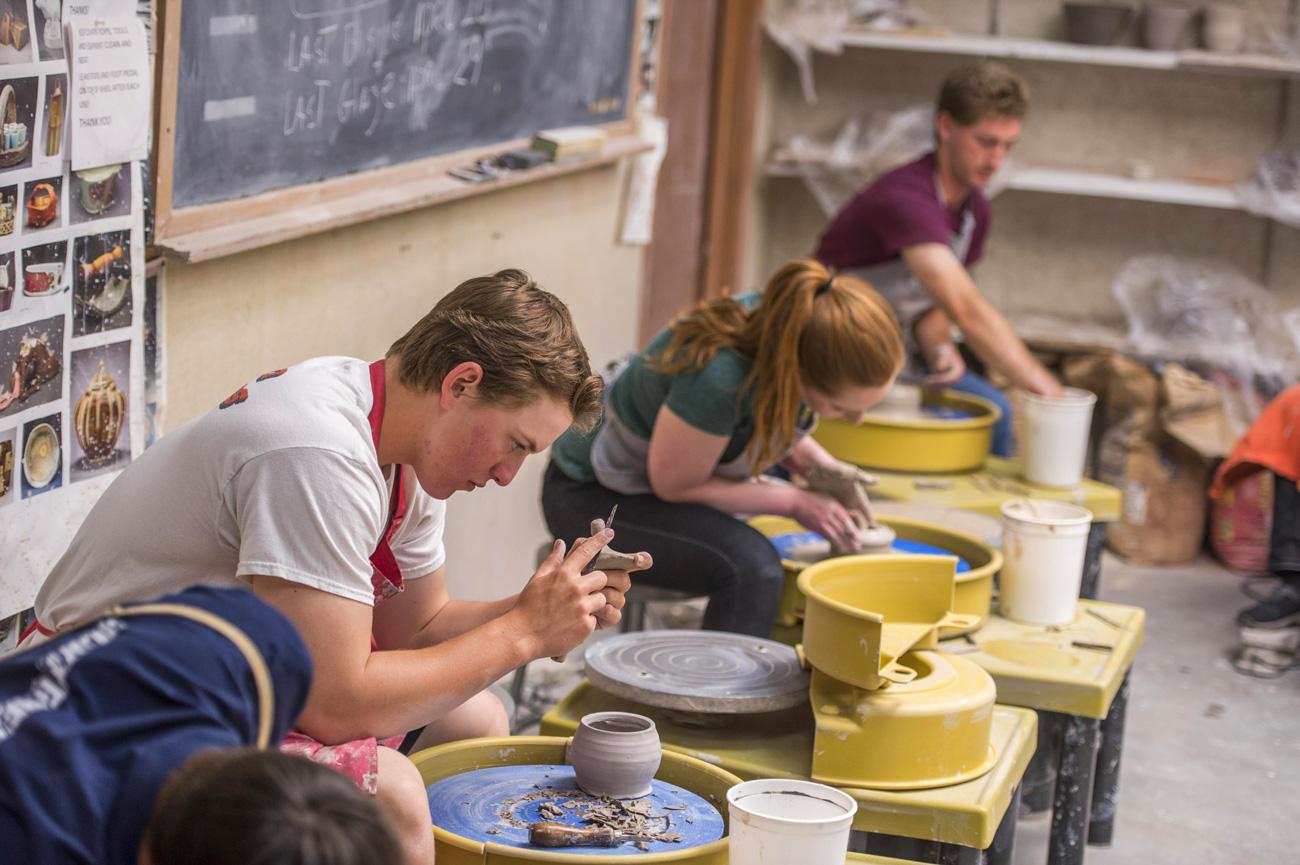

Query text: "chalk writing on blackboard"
[172, 0, 636, 209]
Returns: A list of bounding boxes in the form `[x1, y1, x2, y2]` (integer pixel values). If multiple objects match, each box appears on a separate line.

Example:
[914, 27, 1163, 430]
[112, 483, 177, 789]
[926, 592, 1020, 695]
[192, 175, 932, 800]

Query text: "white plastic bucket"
[726, 778, 856, 865]
[1021, 388, 1097, 488]
[999, 500, 1094, 625]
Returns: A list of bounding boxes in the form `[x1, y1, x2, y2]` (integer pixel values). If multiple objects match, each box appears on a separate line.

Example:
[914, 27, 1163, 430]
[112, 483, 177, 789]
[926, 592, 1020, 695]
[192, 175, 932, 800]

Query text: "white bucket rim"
[1022, 387, 1097, 408]
[726, 779, 857, 825]
[1000, 498, 1093, 527]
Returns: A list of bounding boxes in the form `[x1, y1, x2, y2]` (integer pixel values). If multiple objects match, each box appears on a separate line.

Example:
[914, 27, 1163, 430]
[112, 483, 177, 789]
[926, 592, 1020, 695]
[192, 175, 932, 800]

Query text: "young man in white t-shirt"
[29, 269, 651, 864]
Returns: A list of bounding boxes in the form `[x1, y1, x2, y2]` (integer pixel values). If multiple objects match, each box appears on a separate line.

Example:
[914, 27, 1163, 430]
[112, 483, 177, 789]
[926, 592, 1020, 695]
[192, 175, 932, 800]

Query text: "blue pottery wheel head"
[771, 531, 971, 572]
[426, 764, 725, 855]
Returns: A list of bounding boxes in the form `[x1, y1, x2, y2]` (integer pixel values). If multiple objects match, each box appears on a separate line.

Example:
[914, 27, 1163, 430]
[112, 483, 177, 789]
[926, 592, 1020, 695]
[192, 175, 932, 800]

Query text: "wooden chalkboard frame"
[152, 0, 646, 263]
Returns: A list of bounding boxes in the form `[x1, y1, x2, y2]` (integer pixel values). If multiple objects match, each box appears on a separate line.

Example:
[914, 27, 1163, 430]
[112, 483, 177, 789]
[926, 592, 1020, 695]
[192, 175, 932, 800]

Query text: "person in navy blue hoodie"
[0, 586, 402, 865]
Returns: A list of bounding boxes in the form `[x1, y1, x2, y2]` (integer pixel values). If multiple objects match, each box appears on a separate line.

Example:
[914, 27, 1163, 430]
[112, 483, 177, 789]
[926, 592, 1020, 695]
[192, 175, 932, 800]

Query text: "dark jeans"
[541, 463, 786, 637]
[1270, 472, 1300, 575]
[949, 369, 1014, 458]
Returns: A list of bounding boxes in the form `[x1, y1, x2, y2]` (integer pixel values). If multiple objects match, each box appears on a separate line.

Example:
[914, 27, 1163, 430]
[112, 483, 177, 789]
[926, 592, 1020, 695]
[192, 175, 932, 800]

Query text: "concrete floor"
[1014, 552, 1300, 865]
[514, 551, 1300, 865]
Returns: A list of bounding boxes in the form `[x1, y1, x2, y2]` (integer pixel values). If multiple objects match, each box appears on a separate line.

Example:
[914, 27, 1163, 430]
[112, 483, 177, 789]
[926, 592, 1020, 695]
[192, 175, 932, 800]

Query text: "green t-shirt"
[551, 292, 809, 482]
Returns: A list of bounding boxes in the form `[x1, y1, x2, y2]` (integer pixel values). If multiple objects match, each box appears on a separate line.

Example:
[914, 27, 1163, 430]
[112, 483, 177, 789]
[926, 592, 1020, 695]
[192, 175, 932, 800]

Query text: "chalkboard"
[171, 0, 637, 210]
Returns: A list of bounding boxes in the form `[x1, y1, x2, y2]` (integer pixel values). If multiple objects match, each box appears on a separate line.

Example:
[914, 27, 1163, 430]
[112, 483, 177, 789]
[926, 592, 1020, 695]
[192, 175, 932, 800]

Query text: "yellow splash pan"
[813, 390, 1000, 473]
[749, 515, 1002, 636]
[411, 736, 739, 864]
[811, 651, 997, 790]
[797, 554, 980, 690]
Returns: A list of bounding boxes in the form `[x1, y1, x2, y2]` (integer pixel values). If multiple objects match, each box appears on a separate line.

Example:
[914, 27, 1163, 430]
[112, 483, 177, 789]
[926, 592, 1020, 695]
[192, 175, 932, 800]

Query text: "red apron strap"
[18, 618, 56, 644]
[366, 360, 407, 607]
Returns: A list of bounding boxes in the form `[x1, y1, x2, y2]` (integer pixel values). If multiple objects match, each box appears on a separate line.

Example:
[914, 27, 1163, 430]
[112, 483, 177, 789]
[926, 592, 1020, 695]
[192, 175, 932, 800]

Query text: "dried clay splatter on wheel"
[426, 764, 724, 854]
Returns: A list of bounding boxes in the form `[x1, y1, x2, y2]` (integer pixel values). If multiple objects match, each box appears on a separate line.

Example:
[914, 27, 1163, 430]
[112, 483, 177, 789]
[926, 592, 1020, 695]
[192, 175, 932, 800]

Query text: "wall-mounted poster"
[68, 339, 129, 482]
[0, 3, 34, 66]
[0, 76, 36, 174]
[0, 425, 15, 509]
[22, 171, 63, 235]
[72, 230, 130, 335]
[0, 314, 63, 420]
[20, 410, 62, 497]
[0, 5, 148, 619]
[31, 0, 63, 63]
[0, 250, 14, 316]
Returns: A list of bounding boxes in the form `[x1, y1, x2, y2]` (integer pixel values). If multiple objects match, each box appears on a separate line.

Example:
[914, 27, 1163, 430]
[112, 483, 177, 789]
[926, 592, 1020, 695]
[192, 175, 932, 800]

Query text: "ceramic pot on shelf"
[1203, 4, 1247, 52]
[569, 712, 661, 800]
[1063, 3, 1134, 45]
[74, 360, 126, 468]
[1143, 2, 1194, 50]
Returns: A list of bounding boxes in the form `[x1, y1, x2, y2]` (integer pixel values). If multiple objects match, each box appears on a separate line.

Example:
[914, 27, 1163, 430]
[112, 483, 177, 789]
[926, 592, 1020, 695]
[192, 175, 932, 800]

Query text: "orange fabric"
[1210, 385, 1300, 499]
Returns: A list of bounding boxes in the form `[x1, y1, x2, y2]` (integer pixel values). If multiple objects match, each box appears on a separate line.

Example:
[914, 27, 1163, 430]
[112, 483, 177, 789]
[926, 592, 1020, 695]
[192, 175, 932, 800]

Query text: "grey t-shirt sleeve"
[225, 448, 384, 606]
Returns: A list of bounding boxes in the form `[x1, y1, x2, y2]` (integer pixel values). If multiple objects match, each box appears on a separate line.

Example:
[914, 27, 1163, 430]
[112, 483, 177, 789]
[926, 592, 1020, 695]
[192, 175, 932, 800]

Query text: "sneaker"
[1236, 582, 1300, 628]
[1239, 625, 1300, 654]
[1234, 645, 1298, 679]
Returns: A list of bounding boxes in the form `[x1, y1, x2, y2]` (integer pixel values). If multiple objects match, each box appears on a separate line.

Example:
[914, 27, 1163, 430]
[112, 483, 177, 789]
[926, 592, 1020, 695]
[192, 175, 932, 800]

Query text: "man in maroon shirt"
[816, 62, 1062, 455]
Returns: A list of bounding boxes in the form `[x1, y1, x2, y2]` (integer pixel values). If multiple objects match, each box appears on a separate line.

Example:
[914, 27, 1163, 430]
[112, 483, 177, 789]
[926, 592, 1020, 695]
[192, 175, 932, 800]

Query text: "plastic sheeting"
[770, 107, 935, 216]
[1113, 256, 1300, 432]
[765, 0, 936, 103]
[1237, 151, 1300, 229]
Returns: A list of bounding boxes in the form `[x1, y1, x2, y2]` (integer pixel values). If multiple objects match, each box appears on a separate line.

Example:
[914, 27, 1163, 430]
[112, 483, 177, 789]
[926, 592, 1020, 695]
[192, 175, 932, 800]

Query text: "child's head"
[141, 750, 402, 865]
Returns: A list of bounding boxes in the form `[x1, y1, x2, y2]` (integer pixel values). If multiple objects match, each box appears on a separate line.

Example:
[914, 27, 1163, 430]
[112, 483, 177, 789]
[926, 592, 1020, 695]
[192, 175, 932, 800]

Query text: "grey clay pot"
[570, 711, 662, 800]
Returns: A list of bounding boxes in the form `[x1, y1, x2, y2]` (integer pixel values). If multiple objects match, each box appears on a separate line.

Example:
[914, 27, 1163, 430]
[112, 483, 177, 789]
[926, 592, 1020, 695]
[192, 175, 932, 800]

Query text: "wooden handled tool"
[528, 821, 655, 848]
[551, 505, 618, 663]
[79, 245, 123, 281]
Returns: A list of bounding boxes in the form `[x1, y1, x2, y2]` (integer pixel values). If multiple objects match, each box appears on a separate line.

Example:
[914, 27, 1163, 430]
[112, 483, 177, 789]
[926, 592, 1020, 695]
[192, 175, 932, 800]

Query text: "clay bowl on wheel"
[569, 711, 662, 800]
[1064, 2, 1134, 45]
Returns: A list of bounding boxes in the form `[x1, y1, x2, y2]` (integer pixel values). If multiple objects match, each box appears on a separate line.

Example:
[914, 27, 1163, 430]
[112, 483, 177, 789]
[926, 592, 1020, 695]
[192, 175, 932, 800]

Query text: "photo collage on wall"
[0, 0, 147, 622]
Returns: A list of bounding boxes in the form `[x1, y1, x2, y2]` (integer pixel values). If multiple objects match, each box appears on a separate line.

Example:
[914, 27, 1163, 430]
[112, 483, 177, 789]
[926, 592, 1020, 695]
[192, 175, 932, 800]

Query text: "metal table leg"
[1088, 671, 1131, 846]
[853, 832, 983, 864]
[987, 785, 1021, 865]
[1048, 715, 1102, 865]
[1078, 522, 1107, 600]
[1022, 711, 1064, 814]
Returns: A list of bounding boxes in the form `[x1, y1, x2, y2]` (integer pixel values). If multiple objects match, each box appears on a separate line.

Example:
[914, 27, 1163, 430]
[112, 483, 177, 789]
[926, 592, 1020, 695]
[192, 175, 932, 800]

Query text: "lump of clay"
[590, 517, 637, 571]
[855, 523, 897, 554]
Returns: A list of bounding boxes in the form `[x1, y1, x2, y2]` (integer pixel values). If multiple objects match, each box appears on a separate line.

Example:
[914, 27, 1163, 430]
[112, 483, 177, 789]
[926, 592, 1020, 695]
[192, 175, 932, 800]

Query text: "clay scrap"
[589, 517, 637, 571]
[496, 786, 684, 847]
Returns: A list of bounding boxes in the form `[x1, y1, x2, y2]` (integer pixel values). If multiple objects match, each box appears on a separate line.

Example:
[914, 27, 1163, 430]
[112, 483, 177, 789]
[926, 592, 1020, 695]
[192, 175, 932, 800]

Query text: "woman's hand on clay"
[792, 489, 859, 551]
[842, 476, 876, 531]
[923, 343, 966, 391]
[512, 532, 615, 659]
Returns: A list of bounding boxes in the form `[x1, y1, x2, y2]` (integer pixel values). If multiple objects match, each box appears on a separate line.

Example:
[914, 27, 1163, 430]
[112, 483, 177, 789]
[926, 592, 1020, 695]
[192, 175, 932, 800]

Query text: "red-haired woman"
[543, 259, 904, 636]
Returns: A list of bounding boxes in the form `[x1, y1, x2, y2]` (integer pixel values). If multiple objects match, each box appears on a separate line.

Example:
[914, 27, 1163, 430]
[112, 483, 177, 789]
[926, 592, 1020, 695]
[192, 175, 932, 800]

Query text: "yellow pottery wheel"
[411, 736, 738, 864]
[810, 651, 997, 790]
[813, 390, 1000, 473]
[797, 554, 979, 690]
[749, 515, 1002, 637]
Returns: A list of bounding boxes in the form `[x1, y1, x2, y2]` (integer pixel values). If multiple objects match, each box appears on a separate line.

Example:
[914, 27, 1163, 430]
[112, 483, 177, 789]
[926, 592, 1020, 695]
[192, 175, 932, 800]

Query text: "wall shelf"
[1002, 167, 1242, 210]
[830, 30, 1300, 79]
[765, 161, 1245, 211]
